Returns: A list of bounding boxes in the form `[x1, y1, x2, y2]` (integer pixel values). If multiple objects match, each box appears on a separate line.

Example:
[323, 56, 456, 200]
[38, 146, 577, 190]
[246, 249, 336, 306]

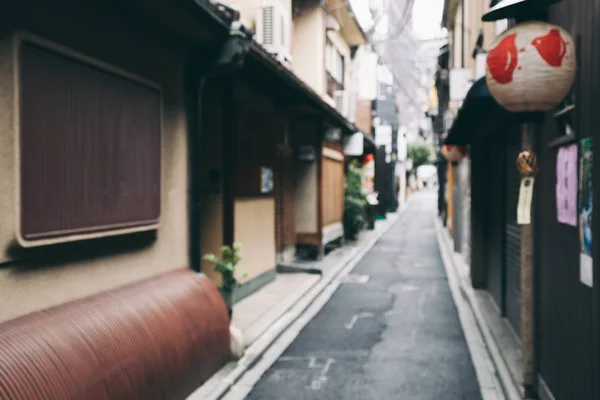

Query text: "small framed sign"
[298, 145, 316, 162]
[324, 127, 342, 142]
[261, 167, 273, 194]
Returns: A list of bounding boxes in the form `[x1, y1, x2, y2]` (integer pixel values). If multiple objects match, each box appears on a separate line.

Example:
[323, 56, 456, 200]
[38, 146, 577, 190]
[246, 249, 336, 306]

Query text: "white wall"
[292, 6, 326, 96]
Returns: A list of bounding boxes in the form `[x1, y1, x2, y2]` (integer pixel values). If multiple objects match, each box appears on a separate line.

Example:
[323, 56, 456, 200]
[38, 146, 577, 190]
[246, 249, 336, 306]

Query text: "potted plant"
[203, 242, 242, 320]
[343, 160, 368, 240]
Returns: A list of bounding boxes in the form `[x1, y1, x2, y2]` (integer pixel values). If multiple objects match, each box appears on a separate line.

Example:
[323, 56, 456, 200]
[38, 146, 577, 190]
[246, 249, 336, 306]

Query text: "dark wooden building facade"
[532, 2, 600, 399]
[468, 2, 600, 398]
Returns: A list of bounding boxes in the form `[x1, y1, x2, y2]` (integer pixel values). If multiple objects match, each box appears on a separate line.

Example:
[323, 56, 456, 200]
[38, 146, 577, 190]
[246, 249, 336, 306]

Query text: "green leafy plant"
[407, 143, 434, 170]
[203, 242, 243, 296]
[344, 160, 368, 240]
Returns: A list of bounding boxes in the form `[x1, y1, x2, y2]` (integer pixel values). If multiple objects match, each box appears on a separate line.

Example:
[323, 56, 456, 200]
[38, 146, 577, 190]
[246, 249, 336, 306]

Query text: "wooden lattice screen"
[321, 146, 344, 227]
[19, 41, 161, 242]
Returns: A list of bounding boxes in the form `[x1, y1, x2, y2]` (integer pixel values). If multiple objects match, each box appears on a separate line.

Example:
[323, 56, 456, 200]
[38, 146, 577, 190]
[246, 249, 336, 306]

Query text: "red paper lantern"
[486, 21, 576, 112]
[442, 145, 467, 163]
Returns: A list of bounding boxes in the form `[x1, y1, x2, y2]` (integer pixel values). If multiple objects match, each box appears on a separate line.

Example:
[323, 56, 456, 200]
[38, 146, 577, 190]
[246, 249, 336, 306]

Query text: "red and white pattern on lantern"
[486, 21, 576, 113]
[442, 145, 467, 163]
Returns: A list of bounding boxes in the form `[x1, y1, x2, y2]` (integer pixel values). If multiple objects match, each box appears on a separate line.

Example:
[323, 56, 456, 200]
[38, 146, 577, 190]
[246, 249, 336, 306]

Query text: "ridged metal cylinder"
[0, 269, 230, 400]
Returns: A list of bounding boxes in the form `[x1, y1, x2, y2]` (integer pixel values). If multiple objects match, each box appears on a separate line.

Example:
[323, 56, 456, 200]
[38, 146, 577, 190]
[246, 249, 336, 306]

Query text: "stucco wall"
[295, 163, 319, 233]
[292, 6, 326, 96]
[235, 198, 276, 283]
[292, 119, 319, 235]
[451, 0, 496, 72]
[0, 4, 189, 322]
[201, 194, 224, 284]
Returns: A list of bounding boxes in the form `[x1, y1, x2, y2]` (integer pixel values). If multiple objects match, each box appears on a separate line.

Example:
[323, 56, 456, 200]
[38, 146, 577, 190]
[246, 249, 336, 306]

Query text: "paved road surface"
[246, 190, 481, 400]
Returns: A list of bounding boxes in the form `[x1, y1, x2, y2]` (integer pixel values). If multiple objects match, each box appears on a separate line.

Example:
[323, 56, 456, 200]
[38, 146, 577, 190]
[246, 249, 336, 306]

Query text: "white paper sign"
[581, 254, 593, 287]
[517, 177, 535, 225]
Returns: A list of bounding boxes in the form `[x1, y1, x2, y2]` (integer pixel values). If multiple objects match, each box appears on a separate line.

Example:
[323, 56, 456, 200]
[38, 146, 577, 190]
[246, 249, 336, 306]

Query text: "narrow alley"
[245, 191, 481, 400]
[0, 1, 595, 399]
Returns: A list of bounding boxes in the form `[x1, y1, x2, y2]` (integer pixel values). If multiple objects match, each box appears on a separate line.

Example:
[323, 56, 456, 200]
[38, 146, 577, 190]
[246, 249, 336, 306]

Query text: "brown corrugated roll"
[0, 268, 230, 400]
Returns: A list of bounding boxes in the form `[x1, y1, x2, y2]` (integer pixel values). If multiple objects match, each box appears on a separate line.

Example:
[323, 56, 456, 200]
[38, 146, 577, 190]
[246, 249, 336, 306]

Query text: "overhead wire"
[364, 0, 442, 122]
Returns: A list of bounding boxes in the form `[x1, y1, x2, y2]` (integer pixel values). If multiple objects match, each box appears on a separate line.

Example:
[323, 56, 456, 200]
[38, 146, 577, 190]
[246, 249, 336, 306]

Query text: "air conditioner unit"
[256, 0, 291, 63]
[334, 90, 350, 118]
[347, 90, 357, 123]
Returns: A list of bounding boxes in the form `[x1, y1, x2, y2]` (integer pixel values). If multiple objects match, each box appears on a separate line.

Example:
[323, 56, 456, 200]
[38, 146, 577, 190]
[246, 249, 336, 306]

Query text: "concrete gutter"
[434, 216, 523, 400]
[188, 210, 403, 400]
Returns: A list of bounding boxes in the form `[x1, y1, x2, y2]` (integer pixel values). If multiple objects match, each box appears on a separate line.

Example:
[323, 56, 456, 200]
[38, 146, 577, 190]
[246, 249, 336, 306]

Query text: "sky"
[350, 0, 445, 40]
[412, 0, 445, 39]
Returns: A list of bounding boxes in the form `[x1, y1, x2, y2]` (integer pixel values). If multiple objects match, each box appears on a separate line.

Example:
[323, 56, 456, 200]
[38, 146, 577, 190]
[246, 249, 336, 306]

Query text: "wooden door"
[275, 145, 296, 253]
[321, 146, 345, 227]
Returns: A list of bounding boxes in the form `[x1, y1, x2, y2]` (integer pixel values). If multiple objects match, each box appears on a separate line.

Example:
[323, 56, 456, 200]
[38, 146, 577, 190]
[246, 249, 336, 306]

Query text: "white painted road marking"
[310, 358, 335, 390]
[344, 312, 374, 330]
[273, 356, 336, 390]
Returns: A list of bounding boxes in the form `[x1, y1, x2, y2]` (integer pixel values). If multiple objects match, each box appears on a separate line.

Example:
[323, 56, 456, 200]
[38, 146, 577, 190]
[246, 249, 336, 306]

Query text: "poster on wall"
[517, 177, 535, 225]
[579, 138, 593, 287]
[556, 144, 578, 226]
[260, 167, 273, 194]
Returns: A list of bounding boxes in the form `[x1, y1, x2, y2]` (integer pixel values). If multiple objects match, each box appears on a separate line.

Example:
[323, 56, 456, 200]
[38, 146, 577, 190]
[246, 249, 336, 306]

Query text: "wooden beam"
[223, 80, 235, 246]
[322, 147, 344, 161]
[447, 164, 456, 235]
[521, 123, 534, 395]
[278, 104, 320, 115]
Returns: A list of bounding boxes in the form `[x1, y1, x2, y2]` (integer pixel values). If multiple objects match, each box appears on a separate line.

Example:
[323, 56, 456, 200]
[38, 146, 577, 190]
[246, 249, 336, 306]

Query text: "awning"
[183, 0, 371, 143]
[444, 77, 505, 145]
[243, 44, 372, 143]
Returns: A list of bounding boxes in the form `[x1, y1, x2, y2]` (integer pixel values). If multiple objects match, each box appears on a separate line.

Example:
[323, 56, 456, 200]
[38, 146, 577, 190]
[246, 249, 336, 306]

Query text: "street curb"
[188, 209, 403, 400]
[434, 217, 522, 400]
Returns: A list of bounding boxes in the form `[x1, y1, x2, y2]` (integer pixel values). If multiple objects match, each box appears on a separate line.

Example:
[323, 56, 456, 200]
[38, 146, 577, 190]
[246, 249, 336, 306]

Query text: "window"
[326, 39, 334, 75]
[18, 40, 162, 243]
[336, 52, 345, 84]
[325, 39, 345, 97]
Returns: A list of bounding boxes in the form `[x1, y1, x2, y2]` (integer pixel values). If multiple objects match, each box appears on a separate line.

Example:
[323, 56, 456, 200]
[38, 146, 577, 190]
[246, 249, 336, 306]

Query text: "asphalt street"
[246, 190, 482, 400]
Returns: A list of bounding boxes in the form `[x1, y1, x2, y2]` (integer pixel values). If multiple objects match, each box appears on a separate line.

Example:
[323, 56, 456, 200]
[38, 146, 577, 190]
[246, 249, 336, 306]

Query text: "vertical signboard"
[579, 138, 593, 287]
[261, 167, 273, 194]
[556, 144, 578, 226]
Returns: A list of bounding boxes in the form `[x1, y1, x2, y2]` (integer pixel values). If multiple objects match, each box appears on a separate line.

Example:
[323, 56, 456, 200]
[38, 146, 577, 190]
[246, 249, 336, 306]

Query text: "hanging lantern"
[486, 21, 576, 113]
[441, 145, 467, 163]
[516, 149, 538, 177]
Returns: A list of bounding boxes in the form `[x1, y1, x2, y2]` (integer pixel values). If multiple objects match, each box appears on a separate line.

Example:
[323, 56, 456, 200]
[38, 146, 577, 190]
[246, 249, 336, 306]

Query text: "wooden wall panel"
[321, 146, 344, 227]
[535, 3, 600, 399]
[275, 145, 296, 251]
[19, 41, 161, 241]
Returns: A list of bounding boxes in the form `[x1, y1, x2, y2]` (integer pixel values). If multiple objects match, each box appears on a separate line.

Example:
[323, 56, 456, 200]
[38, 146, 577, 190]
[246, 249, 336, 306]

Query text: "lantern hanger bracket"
[553, 104, 575, 119]
[547, 134, 577, 149]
